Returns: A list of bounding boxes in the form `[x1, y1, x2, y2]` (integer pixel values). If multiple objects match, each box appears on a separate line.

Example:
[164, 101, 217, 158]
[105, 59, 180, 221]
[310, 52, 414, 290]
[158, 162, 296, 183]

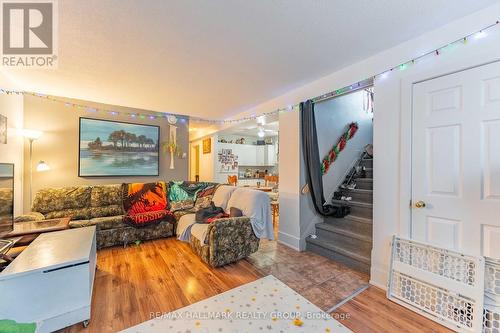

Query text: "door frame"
[189, 143, 200, 181]
[398, 57, 500, 239]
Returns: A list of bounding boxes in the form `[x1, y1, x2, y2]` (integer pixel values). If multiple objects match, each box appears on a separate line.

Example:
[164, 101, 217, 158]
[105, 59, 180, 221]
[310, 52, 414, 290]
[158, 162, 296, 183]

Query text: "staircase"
[306, 155, 373, 274]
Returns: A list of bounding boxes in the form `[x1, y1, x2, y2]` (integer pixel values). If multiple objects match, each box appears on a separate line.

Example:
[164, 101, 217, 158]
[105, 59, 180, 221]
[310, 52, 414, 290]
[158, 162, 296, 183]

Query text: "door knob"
[414, 200, 426, 208]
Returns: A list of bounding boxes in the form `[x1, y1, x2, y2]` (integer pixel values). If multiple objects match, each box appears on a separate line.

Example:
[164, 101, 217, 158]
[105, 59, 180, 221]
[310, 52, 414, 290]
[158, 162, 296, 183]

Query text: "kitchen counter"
[239, 177, 266, 180]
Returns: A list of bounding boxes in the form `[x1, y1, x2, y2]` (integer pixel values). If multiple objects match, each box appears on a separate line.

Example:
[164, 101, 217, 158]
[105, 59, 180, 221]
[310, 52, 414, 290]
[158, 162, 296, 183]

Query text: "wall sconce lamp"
[36, 161, 50, 172]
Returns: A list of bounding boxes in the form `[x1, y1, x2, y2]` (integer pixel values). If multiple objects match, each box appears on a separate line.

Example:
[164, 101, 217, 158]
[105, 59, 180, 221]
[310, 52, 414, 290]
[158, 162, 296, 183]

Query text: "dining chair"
[227, 175, 238, 186]
[265, 175, 279, 187]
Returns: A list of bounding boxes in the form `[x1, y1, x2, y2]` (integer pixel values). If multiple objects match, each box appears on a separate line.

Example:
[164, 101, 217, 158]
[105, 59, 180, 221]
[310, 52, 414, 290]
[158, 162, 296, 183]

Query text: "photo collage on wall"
[218, 148, 238, 173]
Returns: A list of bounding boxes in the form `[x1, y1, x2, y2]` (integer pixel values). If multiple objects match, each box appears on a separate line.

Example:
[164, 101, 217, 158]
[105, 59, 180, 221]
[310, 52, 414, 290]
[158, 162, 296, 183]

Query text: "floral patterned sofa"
[15, 184, 173, 249]
[0, 187, 13, 217]
[188, 216, 259, 267]
[173, 185, 270, 267]
[15, 182, 265, 268]
[170, 183, 264, 267]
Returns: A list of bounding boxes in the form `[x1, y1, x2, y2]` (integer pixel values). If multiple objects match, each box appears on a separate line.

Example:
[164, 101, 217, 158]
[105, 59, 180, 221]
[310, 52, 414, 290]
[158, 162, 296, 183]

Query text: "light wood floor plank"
[333, 286, 454, 333]
[61, 237, 452, 333]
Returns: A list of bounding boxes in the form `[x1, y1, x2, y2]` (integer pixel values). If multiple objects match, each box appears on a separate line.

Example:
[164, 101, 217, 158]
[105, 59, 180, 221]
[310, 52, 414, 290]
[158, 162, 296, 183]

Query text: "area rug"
[121, 275, 352, 333]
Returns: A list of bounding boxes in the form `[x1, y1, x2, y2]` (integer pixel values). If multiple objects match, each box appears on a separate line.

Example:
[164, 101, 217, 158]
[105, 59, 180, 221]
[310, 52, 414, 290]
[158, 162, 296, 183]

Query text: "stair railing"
[341, 151, 370, 188]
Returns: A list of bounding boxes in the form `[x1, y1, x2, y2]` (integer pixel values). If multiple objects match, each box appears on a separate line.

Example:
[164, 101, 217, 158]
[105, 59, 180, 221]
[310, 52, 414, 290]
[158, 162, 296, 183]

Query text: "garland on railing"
[321, 122, 358, 175]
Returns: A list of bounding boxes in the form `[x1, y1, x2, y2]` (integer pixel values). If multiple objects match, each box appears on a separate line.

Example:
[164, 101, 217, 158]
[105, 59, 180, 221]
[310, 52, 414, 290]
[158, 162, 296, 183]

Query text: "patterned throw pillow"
[194, 196, 212, 210]
[169, 199, 195, 212]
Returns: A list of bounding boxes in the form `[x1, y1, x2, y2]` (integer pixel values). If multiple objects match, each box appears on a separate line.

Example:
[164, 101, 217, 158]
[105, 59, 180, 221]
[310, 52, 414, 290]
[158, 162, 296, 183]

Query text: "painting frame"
[0, 163, 15, 235]
[203, 137, 211, 154]
[78, 117, 160, 177]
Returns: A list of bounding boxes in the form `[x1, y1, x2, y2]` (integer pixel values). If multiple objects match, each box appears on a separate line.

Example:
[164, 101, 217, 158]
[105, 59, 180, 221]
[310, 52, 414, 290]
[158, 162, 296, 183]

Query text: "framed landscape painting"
[79, 118, 160, 177]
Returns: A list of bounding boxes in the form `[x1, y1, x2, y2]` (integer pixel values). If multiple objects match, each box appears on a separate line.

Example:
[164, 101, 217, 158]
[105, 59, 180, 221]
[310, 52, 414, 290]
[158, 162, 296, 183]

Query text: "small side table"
[0, 226, 97, 331]
[7, 217, 71, 246]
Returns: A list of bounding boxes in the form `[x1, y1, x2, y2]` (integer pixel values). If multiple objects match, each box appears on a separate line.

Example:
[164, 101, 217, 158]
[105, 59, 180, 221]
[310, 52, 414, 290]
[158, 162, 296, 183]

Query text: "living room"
[1, 1, 500, 333]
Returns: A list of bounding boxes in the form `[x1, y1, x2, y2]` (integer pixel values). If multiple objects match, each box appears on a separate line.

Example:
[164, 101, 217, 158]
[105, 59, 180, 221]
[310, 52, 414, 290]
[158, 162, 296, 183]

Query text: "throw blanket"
[176, 204, 228, 244]
[122, 182, 174, 227]
[177, 187, 274, 243]
[227, 188, 274, 240]
[177, 214, 196, 241]
[168, 181, 217, 203]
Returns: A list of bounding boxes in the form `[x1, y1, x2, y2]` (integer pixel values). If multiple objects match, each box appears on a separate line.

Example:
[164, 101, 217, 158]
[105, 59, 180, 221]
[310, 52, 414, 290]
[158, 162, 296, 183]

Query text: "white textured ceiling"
[1, 0, 497, 119]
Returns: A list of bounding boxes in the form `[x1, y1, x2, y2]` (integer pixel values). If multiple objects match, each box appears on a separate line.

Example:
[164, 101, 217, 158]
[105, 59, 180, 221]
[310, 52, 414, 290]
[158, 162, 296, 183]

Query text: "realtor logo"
[1, 0, 57, 67]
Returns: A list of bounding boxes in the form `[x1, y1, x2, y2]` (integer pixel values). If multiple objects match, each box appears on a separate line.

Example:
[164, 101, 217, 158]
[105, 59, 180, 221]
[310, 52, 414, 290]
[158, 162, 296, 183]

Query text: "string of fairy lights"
[1, 19, 498, 124]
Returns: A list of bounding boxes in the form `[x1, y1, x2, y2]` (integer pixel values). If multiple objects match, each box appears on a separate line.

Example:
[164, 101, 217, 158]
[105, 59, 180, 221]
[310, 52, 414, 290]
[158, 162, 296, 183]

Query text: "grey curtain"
[300, 100, 336, 216]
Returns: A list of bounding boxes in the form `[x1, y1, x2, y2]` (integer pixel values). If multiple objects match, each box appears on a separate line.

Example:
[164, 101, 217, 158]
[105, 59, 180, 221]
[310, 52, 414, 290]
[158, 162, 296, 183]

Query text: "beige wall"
[23, 95, 189, 212]
[0, 94, 24, 216]
[189, 134, 216, 182]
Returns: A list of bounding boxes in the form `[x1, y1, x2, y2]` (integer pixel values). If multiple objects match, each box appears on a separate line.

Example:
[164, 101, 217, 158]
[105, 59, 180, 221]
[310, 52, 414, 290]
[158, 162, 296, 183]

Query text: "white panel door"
[412, 61, 500, 258]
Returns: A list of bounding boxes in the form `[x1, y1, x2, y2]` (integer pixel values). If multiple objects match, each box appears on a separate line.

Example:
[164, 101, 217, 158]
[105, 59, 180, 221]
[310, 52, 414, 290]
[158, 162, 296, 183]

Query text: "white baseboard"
[277, 231, 301, 251]
[369, 279, 387, 291]
[369, 266, 388, 290]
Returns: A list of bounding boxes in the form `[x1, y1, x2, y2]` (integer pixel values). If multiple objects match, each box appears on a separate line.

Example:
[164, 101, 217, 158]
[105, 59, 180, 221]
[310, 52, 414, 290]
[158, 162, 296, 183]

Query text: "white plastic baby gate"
[484, 257, 500, 333]
[388, 236, 485, 332]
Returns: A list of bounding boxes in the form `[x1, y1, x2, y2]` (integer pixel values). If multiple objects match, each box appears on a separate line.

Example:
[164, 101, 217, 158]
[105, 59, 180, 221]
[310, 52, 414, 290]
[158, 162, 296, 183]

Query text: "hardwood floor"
[64, 238, 261, 332]
[61, 237, 452, 333]
[334, 286, 454, 333]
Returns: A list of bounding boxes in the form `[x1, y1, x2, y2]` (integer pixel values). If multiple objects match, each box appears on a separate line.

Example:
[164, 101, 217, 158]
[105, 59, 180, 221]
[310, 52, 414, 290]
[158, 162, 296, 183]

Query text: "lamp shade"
[36, 161, 50, 172]
[21, 129, 43, 140]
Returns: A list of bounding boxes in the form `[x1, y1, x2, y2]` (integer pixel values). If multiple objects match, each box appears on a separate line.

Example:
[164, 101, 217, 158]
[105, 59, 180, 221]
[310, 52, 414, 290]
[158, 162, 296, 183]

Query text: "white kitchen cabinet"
[266, 145, 276, 165]
[237, 144, 256, 165]
[256, 146, 265, 166]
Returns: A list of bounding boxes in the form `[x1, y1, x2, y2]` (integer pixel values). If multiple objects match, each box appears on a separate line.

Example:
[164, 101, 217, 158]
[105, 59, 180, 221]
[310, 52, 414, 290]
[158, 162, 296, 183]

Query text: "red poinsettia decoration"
[349, 123, 358, 137]
[338, 137, 347, 151]
[329, 149, 336, 162]
[322, 158, 330, 173]
[321, 122, 359, 175]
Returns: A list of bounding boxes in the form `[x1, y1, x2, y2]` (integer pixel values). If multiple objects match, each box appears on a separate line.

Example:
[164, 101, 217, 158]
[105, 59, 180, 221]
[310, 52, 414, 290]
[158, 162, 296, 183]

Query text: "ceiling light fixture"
[474, 30, 487, 39]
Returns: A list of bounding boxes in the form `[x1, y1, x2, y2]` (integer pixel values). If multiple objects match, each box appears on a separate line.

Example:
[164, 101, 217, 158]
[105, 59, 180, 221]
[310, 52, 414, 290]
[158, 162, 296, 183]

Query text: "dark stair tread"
[306, 237, 371, 264]
[354, 178, 373, 182]
[340, 188, 372, 194]
[325, 215, 372, 225]
[331, 199, 373, 208]
[316, 223, 372, 243]
[343, 215, 372, 224]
